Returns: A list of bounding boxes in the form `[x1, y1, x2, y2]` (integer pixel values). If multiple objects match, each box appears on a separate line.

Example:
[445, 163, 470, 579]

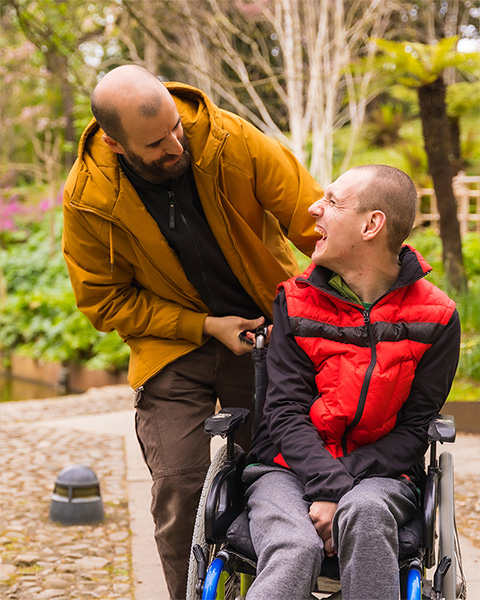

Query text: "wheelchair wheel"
[186, 442, 244, 600]
[438, 451, 466, 600]
[438, 452, 455, 599]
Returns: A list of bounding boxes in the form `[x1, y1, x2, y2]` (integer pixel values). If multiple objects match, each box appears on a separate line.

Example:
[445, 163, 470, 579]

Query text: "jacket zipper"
[170, 189, 222, 315]
[337, 269, 430, 455]
[340, 308, 376, 456]
[297, 265, 431, 457]
[168, 189, 175, 229]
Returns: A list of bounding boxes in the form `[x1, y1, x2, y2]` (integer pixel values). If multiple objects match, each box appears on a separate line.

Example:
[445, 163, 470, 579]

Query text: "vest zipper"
[341, 308, 377, 456]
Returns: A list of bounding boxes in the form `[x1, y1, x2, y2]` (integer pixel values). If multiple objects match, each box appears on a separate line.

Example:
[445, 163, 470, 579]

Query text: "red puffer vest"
[274, 253, 456, 464]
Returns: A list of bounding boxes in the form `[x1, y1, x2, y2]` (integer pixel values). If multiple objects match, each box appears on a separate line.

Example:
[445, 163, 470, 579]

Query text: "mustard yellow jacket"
[63, 82, 322, 389]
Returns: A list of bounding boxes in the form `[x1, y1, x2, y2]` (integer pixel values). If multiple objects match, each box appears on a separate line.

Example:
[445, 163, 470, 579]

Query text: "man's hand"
[309, 500, 338, 557]
[203, 315, 267, 355]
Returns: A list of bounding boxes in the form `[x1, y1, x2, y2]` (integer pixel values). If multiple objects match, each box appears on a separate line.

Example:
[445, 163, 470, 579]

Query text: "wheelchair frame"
[187, 330, 466, 600]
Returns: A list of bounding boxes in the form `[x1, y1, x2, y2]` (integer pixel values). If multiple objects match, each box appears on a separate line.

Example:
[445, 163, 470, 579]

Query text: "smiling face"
[118, 93, 191, 184]
[308, 169, 372, 271]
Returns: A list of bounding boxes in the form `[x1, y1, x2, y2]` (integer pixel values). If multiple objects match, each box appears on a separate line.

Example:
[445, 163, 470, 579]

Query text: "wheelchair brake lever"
[193, 544, 207, 597]
[433, 555, 451, 599]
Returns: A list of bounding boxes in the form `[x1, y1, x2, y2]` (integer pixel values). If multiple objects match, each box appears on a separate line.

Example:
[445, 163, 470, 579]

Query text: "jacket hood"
[69, 82, 228, 214]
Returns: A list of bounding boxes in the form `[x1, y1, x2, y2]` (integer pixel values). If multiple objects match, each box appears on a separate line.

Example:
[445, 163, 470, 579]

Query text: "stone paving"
[455, 468, 480, 547]
[1, 387, 479, 600]
[0, 386, 135, 600]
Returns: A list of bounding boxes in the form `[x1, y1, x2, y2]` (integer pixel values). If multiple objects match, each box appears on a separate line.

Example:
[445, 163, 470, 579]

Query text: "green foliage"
[447, 378, 480, 402]
[407, 228, 480, 386]
[363, 104, 405, 147]
[373, 37, 480, 88]
[446, 81, 480, 118]
[407, 229, 480, 283]
[397, 140, 430, 187]
[0, 207, 129, 371]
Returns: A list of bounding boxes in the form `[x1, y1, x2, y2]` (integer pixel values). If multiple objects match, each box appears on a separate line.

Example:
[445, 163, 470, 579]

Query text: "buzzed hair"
[90, 97, 127, 146]
[352, 165, 418, 254]
[138, 94, 163, 118]
[90, 65, 164, 146]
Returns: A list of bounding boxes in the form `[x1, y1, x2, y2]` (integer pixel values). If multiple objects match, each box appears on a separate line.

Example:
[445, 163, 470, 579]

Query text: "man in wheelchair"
[242, 165, 461, 599]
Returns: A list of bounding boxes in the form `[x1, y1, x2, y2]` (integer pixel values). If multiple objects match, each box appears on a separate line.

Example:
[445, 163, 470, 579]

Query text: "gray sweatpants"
[244, 465, 418, 600]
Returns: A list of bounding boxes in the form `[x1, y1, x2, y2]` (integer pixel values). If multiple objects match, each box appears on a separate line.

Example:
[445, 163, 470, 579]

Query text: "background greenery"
[0, 207, 130, 372]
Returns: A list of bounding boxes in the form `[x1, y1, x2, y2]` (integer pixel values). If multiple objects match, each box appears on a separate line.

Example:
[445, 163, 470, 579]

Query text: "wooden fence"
[415, 174, 480, 235]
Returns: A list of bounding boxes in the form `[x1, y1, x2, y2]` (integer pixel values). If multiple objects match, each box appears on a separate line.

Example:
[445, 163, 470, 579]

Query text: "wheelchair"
[187, 327, 467, 600]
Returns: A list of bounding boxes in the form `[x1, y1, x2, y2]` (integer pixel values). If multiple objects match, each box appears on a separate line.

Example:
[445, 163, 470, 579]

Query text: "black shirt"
[118, 155, 264, 319]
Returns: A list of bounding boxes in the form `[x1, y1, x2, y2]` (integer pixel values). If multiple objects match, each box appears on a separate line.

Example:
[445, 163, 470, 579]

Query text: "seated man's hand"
[309, 500, 338, 557]
[203, 315, 266, 355]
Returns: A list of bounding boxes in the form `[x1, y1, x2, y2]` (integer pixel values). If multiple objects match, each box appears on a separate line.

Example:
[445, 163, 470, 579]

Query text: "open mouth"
[315, 226, 327, 241]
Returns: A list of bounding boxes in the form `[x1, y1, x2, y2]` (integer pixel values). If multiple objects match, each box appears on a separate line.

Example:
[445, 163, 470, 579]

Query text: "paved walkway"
[1, 386, 479, 599]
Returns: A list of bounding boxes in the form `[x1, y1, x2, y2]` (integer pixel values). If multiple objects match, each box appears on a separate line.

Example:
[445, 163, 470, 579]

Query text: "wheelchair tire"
[186, 442, 244, 600]
[438, 451, 456, 600]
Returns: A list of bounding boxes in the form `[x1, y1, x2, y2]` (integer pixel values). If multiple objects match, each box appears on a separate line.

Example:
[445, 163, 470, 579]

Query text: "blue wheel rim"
[202, 557, 225, 600]
[407, 567, 421, 600]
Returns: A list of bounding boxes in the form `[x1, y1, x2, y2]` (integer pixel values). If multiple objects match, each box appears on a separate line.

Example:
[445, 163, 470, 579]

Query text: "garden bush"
[0, 206, 129, 371]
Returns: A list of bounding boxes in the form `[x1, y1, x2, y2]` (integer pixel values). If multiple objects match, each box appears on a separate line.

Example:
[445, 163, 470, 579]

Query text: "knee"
[337, 488, 397, 534]
[260, 526, 323, 573]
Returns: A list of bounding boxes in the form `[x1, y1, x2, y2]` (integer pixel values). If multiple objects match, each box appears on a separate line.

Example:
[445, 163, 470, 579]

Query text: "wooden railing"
[415, 174, 480, 235]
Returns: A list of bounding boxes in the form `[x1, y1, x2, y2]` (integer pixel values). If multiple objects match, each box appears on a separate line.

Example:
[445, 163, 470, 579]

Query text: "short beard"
[123, 133, 191, 184]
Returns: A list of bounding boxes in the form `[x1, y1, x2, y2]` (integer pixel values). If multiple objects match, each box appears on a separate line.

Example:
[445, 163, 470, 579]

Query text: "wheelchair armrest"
[428, 414, 456, 444]
[205, 407, 250, 438]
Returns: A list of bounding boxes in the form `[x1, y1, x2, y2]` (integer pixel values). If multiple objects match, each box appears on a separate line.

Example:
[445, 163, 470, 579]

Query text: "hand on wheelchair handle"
[239, 322, 272, 348]
[204, 315, 266, 354]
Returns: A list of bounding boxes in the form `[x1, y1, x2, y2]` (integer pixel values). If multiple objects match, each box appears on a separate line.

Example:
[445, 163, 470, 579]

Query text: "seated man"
[244, 165, 461, 600]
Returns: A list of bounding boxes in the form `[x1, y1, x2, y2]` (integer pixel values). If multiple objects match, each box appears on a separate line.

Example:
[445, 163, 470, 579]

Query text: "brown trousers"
[134, 339, 254, 599]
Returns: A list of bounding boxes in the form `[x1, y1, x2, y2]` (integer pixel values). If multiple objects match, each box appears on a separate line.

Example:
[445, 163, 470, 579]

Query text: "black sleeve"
[338, 309, 461, 481]
[263, 289, 355, 502]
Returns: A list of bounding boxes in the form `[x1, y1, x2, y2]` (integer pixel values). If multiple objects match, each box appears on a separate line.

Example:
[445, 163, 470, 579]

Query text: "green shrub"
[0, 207, 129, 371]
[363, 104, 405, 147]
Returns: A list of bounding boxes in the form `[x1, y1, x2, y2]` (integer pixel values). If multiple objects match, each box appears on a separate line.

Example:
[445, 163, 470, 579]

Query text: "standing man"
[62, 64, 322, 599]
[245, 165, 460, 599]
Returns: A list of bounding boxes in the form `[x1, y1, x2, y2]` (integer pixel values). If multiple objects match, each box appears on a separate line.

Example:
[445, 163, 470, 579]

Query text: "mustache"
[161, 133, 190, 163]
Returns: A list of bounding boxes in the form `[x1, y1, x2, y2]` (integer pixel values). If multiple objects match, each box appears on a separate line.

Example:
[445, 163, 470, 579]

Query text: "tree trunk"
[418, 76, 466, 292]
[448, 115, 463, 175]
[45, 50, 76, 168]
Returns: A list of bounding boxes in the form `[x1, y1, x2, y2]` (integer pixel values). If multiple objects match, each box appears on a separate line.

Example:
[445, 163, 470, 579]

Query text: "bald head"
[91, 65, 170, 146]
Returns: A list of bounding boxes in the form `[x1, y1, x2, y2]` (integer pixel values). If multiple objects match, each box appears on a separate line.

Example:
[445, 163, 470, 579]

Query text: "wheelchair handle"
[255, 325, 268, 349]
